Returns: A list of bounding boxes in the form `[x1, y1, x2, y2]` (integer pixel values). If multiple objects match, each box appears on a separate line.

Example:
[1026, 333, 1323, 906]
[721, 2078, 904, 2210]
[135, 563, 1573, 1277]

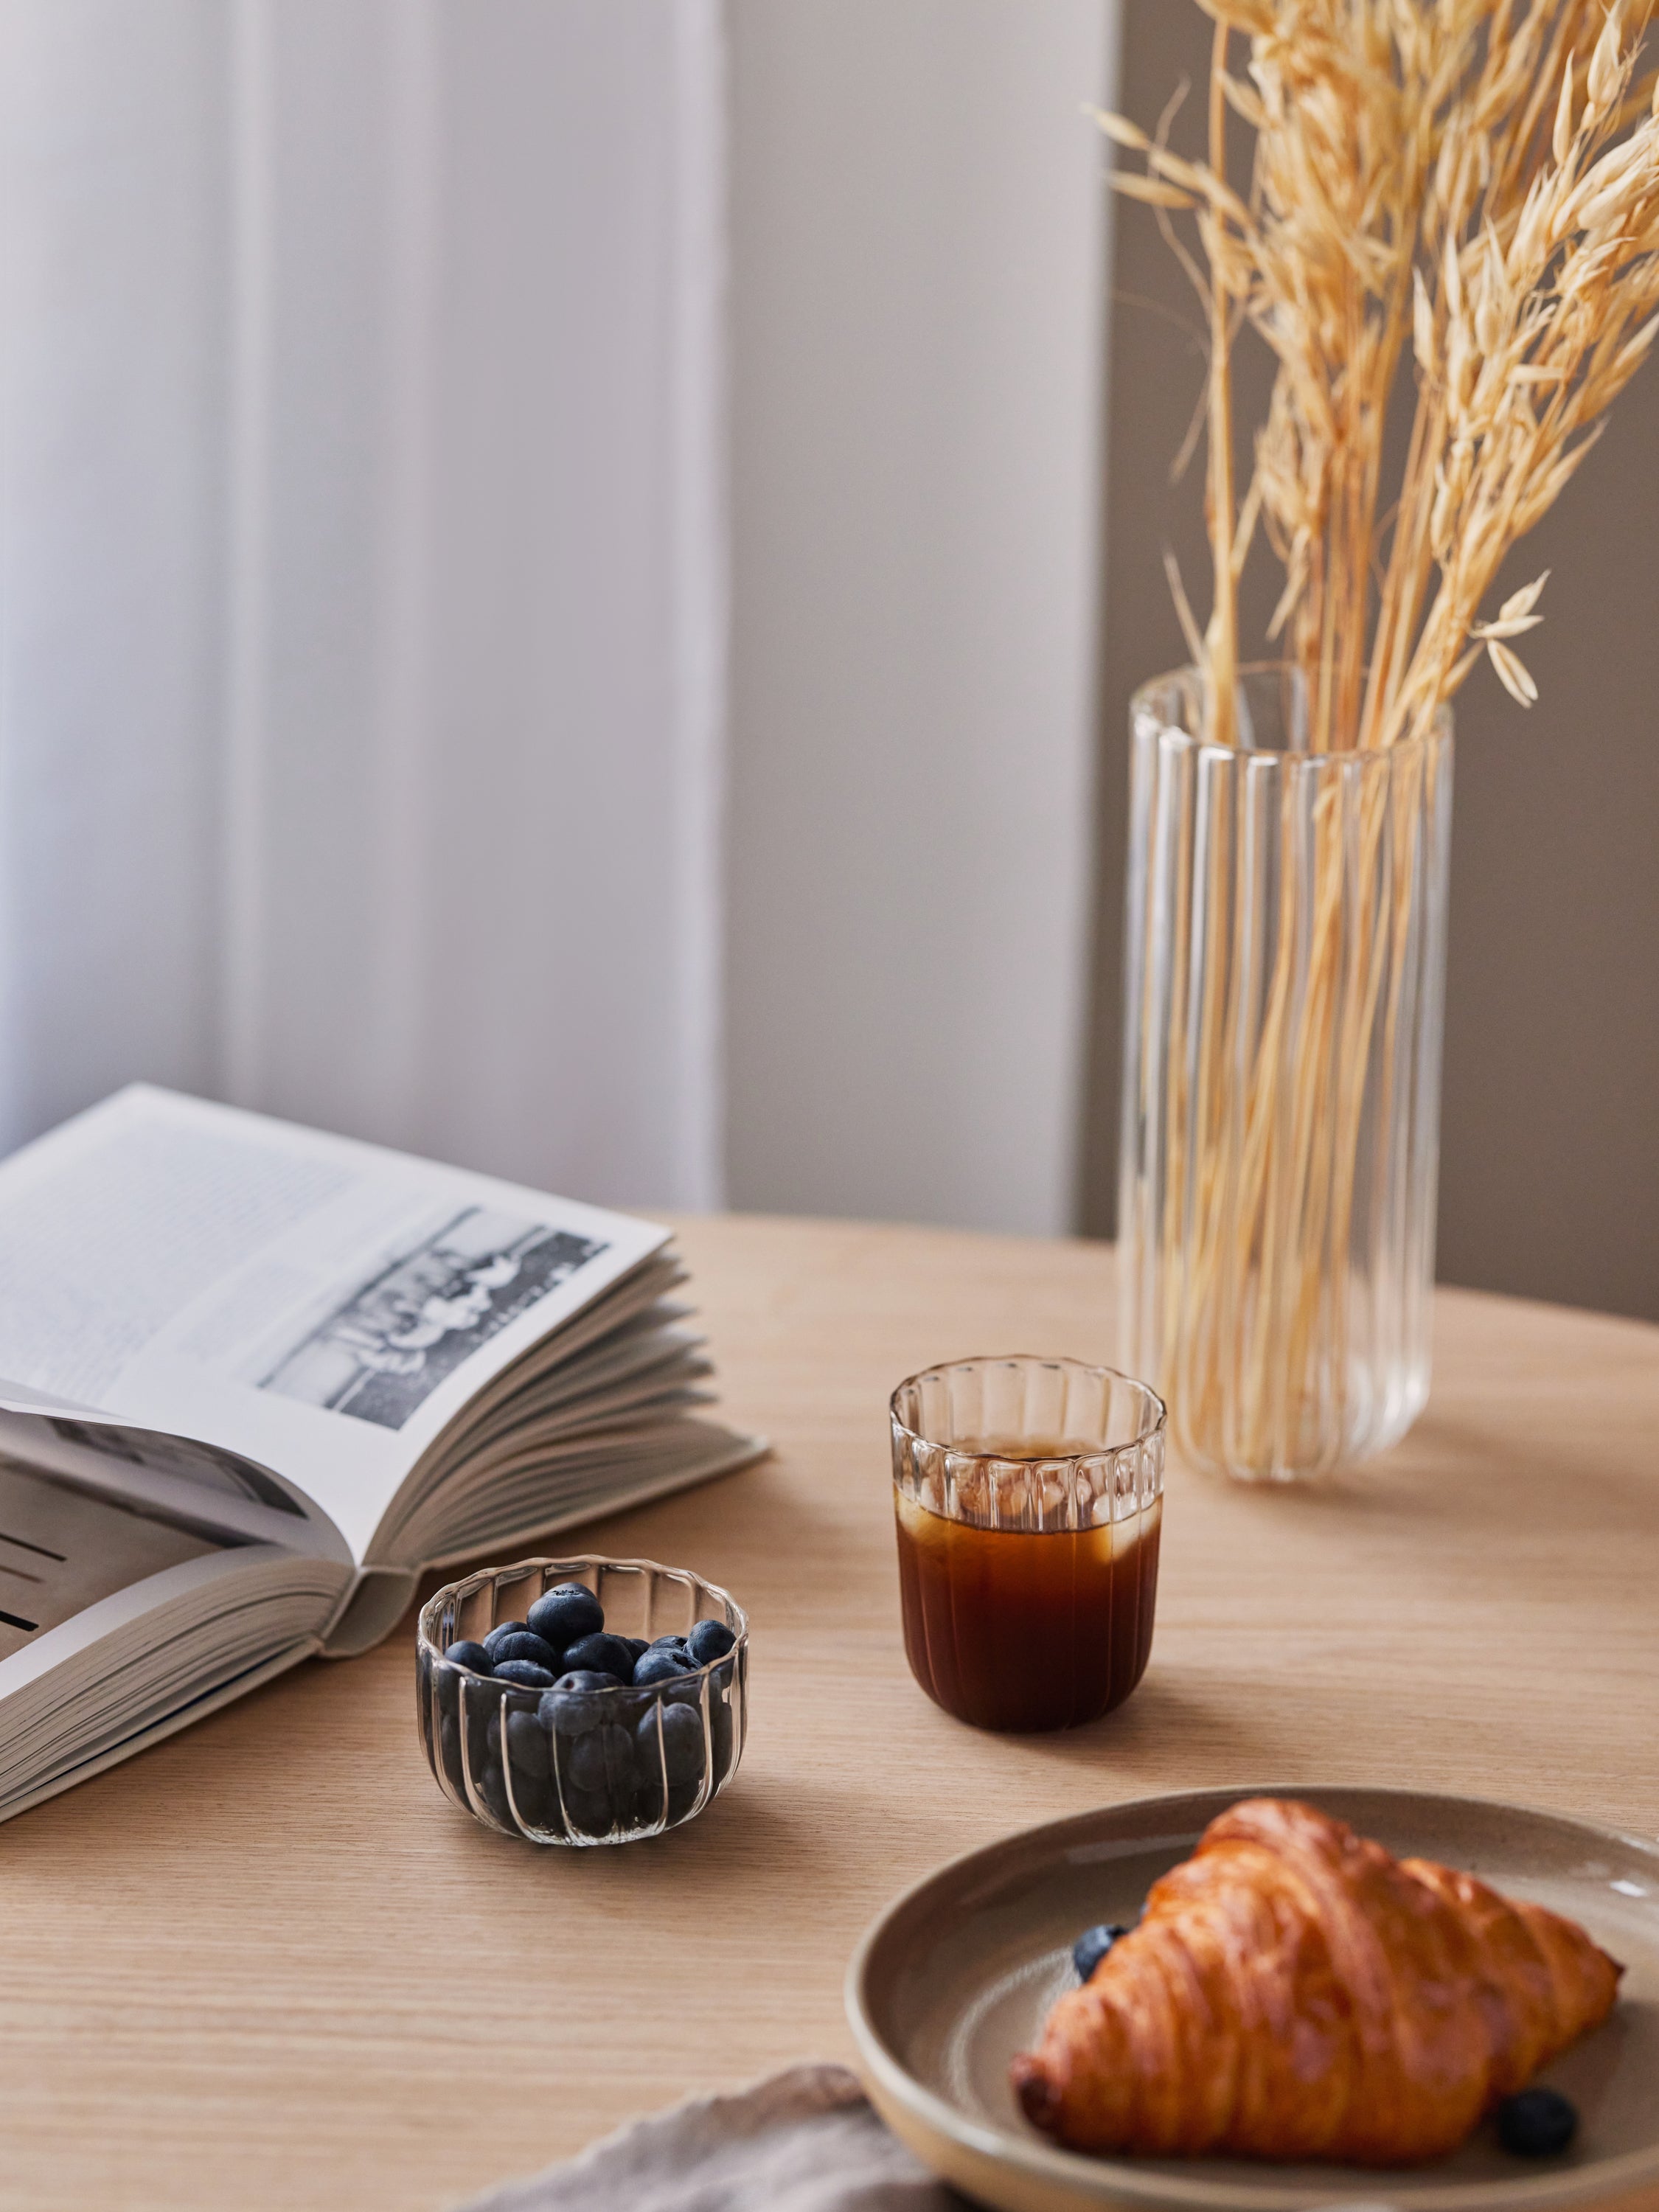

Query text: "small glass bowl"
[416, 1555, 748, 1846]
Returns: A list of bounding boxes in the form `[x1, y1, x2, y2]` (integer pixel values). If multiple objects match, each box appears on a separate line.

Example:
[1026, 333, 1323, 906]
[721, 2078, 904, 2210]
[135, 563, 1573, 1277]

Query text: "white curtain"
[0, 0, 727, 1209]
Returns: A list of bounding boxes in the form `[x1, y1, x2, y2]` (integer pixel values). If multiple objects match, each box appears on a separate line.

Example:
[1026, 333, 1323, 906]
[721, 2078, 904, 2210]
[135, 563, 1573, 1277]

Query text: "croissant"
[1011, 1797, 1621, 2166]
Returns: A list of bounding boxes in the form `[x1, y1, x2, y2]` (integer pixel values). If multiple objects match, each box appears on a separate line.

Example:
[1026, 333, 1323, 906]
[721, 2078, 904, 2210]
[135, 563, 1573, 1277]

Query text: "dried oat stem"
[1205, 17, 1242, 745]
[1107, 0, 1659, 746]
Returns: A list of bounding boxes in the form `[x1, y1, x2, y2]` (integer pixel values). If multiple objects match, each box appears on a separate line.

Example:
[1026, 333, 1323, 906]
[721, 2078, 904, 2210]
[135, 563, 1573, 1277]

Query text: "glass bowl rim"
[888, 1354, 1166, 1463]
[1132, 662, 1453, 766]
[416, 1551, 749, 1700]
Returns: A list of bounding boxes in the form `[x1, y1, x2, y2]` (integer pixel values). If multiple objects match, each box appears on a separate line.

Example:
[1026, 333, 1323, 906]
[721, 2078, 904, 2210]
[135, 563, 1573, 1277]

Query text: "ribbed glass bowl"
[416, 1555, 748, 1846]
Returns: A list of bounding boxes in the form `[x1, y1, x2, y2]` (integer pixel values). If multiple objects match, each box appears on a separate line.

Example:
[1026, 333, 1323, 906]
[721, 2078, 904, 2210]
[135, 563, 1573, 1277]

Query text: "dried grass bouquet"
[1102, 0, 1659, 751]
[1107, 0, 1659, 1481]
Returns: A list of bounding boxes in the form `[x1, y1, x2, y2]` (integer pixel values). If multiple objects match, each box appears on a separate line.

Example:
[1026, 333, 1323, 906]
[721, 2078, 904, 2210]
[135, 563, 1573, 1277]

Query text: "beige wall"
[725, 0, 1114, 1234]
[1082, 1, 1659, 1323]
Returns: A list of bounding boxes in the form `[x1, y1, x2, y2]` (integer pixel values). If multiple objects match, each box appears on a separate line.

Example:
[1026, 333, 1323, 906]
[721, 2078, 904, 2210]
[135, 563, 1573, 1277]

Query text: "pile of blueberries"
[1069, 1923, 1579, 2157]
[427, 1579, 740, 1840]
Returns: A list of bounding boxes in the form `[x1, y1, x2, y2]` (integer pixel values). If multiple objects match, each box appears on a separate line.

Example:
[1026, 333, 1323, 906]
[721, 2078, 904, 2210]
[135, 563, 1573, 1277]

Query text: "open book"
[0, 1086, 762, 1822]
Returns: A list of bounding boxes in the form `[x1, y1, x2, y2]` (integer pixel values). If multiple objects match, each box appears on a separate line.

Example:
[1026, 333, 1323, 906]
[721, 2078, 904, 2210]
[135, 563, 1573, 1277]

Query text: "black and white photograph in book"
[258, 1209, 608, 1429]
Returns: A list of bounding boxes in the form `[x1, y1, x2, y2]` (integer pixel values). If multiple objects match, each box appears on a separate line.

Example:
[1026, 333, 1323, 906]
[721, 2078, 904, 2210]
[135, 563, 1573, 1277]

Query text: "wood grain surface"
[0, 1215, 1655, 2212]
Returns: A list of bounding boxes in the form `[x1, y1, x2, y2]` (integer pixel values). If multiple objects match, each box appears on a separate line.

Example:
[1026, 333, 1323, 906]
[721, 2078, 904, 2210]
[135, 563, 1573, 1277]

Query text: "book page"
[0, 1457, 225, 1664]
[0, 1088, 668, 1562]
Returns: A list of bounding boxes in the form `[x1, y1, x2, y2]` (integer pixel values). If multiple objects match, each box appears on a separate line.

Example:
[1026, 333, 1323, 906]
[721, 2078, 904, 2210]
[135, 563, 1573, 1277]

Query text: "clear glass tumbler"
[1118, 667, 1453, 1483]
[890, 1356, 1165, 1733]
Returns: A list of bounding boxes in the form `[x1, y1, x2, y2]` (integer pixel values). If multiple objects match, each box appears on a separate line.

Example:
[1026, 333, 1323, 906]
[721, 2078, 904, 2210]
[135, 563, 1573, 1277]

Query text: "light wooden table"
[1, 1216, 1657, 2212]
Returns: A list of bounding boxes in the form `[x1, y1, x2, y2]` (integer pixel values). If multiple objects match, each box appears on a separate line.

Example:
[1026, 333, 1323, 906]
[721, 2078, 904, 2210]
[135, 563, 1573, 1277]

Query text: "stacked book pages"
[0, 1086, 761, 1822]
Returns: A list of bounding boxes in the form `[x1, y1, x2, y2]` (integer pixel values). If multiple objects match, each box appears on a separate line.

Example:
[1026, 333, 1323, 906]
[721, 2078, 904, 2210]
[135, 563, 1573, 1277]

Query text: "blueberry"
[710, 1694, 737, 1778]
[1073, 1924, 1130, 1982]
[562, 1631, 637, 1683]
[546, 1668, 619, 1696]
[565, 1723, 634, 1799]
[442, 1638, 494, 1675]
[666, 1781, 703, 1823]
[622, 1636, 650, 1661]
[483, 1718, 554, 1815]
[476, 1761, 514, 1824]
[563, 1786, 617, 1838]
[526, 1584, 604, 1650]
[487, 1630, 560, 1672]
[633, 1772, 666, 1825]
[687, 1619, 737, 1666]
[504, 1708, 551, 1781]
[637, 1699, 706, 1788]
[539, 1671, 624, 1736]
[1496, 2088, 1577, 2157]
[491, 1659, 555, 1690]
[633, 1648, 696, 1687]
[438, 1712, 466, 1793]
[481, 1619, 530, 1658]
[511, 1775, 557, 1829]
[648, 1633, 689, 1652]
[432, 1664, 464, 1726]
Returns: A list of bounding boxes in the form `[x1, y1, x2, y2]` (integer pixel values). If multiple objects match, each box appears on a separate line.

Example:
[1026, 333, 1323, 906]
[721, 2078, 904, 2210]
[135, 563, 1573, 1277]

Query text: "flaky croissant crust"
[1012, 1797, 1621, 2166]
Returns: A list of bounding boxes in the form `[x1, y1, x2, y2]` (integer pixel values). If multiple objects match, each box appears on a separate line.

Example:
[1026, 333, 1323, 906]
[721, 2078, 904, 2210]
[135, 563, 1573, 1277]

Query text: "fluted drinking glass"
[891, 1356, 1164, 1732]
[1117, 667, 1453, 1482]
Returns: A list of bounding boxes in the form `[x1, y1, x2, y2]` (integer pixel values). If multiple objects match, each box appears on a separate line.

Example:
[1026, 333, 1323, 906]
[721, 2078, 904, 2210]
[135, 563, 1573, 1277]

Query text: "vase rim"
[1132, 664, 1453, 763]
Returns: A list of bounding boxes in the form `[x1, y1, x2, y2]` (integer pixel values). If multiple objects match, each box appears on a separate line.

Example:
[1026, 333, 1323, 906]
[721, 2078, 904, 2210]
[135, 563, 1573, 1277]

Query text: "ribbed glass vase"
[1117, 667, 1453, 1483]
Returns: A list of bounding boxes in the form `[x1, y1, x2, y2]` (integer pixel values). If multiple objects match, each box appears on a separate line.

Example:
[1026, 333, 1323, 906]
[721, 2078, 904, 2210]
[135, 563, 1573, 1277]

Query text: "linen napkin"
[452, 2062, 968, 2211]
[451, 2062, 1407, 2212]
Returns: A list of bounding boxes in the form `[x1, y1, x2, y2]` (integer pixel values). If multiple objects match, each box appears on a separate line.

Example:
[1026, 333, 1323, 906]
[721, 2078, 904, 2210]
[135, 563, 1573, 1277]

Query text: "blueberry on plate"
[1073, 1924, 1130, 1982]
[442, 1638, 494, 1675]
[491, 1658, 555, 1690]
[686, 1619, 737, 1666]
[562, 1631, 638, 1683]
[526, 1583, 604, 1650]
[633, 1648, 695, 1687]
[1496, 2088, 1578, 2157]
[487, 1630, 560, 1672]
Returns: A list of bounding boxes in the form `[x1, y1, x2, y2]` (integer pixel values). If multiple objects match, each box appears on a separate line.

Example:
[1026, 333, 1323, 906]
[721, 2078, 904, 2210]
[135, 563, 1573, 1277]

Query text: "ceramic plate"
[845, 1785, 1659, 2212]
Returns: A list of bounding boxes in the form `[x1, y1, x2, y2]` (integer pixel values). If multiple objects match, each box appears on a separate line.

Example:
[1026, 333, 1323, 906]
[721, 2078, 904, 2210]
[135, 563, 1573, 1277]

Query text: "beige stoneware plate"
[846, 1786, 1659, 2212]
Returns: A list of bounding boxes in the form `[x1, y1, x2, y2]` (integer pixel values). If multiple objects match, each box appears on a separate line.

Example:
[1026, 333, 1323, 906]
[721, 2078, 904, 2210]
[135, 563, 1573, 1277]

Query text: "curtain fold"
[0, 0, 727, 1209]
